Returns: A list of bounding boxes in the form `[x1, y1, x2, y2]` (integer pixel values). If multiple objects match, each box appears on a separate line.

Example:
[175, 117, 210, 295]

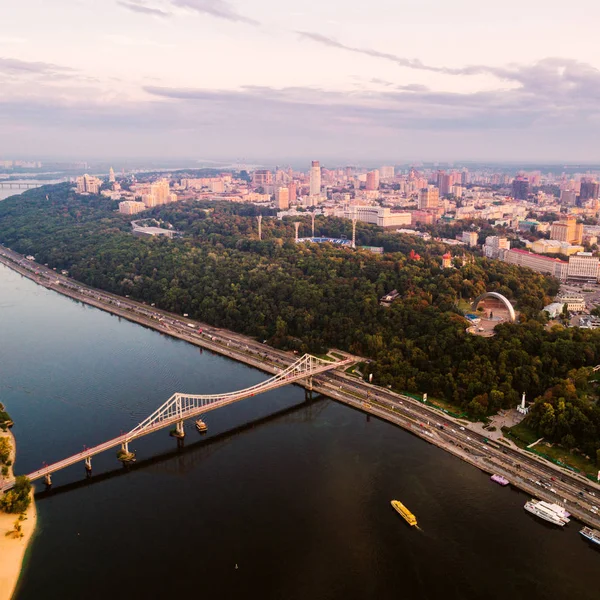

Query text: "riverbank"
[0, 429, 36, 600]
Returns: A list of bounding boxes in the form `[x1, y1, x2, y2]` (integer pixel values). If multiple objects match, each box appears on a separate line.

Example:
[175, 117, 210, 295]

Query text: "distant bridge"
[1, 354, 350, 492]
[0, 180, 63, 190]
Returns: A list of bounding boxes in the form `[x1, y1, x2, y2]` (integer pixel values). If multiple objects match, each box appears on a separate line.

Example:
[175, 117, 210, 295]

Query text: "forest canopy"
[1, 184, 599, 459]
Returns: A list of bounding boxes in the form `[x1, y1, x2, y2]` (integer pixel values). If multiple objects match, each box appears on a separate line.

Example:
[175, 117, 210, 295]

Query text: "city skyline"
[2, 0, 600, 161]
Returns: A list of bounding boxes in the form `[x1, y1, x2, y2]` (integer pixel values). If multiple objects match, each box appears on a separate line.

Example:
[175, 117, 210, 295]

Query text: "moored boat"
[541, 502, 570, 522]
[580, 526, 600, 547]
[391, 500, 417, 527]
[524, 499, 567, 526]
[195, 419, 207, 433]
[491, 474, 509, 486]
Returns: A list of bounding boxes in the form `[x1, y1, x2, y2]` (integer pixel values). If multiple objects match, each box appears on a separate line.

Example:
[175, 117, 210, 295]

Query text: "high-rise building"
[580, 178, 600, 201]
[366, 170, 380, 191]
[380, 166, 395, 180]
[310, 161, 321, 196]
[418, 186, 439, 210]
[550, 216, 583, 245]
[275, 187, 290, 210]
[252, 170, 273, 188]
[151, 179, 171, 205]
[511, 176, 530, 200]
[288, 182, 297, 203]
[560, 190, 577, 206]
[437, 171, 451, 196]
[109, 167, 115, 183]
[76, 174, 101, 194]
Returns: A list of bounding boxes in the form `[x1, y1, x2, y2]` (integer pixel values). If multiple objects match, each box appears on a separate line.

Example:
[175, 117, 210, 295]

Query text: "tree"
[0, 476, 32, 514]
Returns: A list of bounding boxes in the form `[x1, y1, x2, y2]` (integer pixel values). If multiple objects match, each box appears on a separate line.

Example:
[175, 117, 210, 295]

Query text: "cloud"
[2, 56, 600, 161]
[0, 57, 76, 76]
[295, 31, 522, 80]
[168, 0, 259, 25]
[117, 1, 171, 17]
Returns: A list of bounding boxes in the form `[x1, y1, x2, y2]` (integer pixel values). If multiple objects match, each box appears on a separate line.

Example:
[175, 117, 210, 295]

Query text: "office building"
[344, 206, 411, 228]
[310, 161, 321, 196]
[418, 186, 439, 209]
[560, 190, 577, 206]
[501, 248, 568, 280]
[580, 178, 600, 201]
[567, 252, 600, 282]
[511, 176, 529, 200]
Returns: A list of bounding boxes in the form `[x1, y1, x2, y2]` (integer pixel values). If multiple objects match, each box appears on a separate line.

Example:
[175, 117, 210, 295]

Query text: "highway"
[2, 243, 600, 529]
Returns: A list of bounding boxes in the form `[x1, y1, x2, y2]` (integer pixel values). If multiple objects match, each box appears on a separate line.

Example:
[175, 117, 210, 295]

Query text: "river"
[0, 183, 60, 202]
[0, 263, 598, 599]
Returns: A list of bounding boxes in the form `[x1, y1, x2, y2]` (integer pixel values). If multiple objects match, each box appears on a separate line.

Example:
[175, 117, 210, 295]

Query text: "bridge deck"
[1, 355, 349, 492]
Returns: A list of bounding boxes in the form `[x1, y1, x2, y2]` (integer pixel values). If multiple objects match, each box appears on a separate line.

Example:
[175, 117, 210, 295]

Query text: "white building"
[543, 302, 566, 318]
[484, 236, 510, 258]
[567, 252, 600, 282]
[343, 206, 411, 228]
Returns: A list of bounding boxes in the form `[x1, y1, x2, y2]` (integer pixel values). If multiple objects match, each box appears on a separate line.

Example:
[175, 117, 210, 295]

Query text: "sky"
[2, 0, 600, 164]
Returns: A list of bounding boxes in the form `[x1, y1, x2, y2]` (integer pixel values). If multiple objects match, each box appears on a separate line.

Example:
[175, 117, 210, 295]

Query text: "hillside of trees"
[1, 184, 599, 460]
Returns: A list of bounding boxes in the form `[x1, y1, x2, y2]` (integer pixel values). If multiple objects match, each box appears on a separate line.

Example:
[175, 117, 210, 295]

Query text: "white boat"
[524, 500, 567, 526]
[539, 501, 570, 522]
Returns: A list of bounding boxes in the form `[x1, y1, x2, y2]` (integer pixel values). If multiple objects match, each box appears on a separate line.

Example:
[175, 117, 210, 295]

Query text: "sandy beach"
[0, 430, 37, 600]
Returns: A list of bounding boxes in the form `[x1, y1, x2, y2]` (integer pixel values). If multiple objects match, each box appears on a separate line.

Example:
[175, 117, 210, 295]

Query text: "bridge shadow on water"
[34, 394, 329, 501]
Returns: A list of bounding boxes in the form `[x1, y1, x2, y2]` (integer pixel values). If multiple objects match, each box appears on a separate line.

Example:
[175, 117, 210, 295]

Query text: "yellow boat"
[391, 500, 417, 526]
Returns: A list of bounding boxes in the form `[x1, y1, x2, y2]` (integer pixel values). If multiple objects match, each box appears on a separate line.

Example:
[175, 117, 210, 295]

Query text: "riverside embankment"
[1, 245, 600, 531]
[0, 429, 36, 600]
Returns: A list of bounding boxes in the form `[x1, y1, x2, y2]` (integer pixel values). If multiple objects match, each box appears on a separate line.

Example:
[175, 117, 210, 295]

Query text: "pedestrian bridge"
[0, 354, 349, 492]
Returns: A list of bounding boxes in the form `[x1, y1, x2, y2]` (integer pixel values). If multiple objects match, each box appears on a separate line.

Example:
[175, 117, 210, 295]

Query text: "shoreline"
[0, 429, 37, 600]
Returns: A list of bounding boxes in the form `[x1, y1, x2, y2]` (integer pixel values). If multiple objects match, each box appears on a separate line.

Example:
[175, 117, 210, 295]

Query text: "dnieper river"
[0, 264, 598, 599]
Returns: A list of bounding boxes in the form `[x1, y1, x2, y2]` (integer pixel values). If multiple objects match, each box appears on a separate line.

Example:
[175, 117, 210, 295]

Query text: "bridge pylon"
[44, 473, 52, 487]
[85, 456, 92, 476]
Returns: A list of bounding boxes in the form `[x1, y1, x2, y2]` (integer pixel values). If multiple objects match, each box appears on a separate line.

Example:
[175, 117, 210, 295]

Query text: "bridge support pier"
[44, 473, 52, 487]
[305, 376, 314, 400]
[117, 442, 136, 463]
[170, 420, 185, 440]
[85, 456, 92, 477]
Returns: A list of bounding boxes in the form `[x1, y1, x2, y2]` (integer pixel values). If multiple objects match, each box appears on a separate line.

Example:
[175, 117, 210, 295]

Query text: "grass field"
[507, 421, 598, 476]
